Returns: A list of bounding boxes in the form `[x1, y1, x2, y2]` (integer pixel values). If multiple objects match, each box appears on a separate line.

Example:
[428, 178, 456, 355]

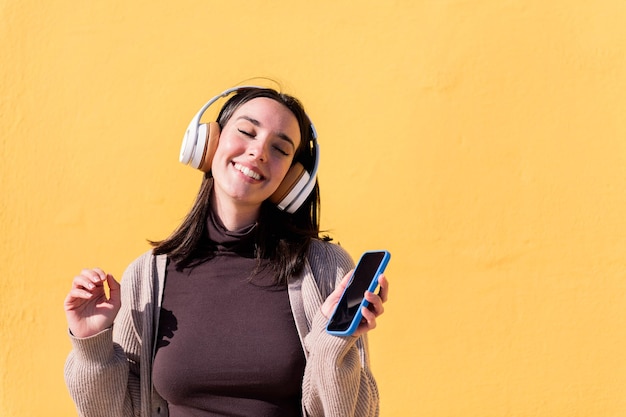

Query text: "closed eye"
[273, 145, 289, 156]
[238, 129, 254, 137]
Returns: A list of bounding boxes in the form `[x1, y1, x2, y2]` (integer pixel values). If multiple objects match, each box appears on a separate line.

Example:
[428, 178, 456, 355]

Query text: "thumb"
[321, 269, 354, 318]
[335, 269, 354, 294]
[106, 273, 122, 310]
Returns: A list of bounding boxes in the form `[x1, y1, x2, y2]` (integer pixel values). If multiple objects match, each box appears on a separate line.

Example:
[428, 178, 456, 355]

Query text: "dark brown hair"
[151, 87, 328, 285]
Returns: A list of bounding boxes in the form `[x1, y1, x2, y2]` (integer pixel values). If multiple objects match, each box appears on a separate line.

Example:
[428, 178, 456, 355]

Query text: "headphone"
[179, 86, 320, 214]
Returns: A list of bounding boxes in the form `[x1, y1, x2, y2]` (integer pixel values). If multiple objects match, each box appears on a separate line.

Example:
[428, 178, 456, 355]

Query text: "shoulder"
[122, 250, 154, 280]
[305, 239, 355, 298]
[307, 239, 355, 272]
[119, 250, 165, 297]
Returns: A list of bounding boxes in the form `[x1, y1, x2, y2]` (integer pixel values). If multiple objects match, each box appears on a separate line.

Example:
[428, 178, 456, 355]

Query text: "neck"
[210, 191, 260, 231]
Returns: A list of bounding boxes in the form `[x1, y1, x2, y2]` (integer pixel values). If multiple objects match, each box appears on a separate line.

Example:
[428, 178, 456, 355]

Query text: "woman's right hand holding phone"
[64, 268, 121, 338]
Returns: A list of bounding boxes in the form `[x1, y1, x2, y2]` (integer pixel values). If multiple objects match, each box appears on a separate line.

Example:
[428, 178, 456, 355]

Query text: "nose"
[248, 138, 268, 162]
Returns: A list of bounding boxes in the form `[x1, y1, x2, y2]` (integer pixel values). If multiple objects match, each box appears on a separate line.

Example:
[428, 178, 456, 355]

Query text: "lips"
[233, 162, 263, 180]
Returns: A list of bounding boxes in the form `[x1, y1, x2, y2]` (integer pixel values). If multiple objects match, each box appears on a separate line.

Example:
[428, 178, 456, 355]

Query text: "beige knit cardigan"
[65, 239, 380, 417]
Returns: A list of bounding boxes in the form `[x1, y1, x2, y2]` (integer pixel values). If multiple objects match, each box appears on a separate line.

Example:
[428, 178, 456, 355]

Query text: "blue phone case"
[326, 250, 391, 336]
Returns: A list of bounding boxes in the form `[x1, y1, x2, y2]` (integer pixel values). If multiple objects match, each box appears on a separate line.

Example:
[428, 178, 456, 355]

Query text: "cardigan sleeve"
[64, 328, 139, 417]
[64, 253, 151, 417]
[301, 242, 380, 417]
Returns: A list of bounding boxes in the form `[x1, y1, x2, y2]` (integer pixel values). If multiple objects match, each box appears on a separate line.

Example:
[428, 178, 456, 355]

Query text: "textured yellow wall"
[2, 1, 626, 416]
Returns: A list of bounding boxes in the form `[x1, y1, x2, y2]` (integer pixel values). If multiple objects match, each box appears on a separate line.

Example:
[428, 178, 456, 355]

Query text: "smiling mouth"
[233, 162, 263, 180]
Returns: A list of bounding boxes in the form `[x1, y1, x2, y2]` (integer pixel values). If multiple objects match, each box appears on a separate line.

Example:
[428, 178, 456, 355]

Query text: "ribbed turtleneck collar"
[205, 207, 258, 257]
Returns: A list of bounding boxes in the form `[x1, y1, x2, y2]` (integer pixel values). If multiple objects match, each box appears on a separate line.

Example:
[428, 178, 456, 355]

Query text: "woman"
[64, 86, 389, 417]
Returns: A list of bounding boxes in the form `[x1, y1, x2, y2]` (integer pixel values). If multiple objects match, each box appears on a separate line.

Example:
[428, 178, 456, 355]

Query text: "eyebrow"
[236, 115, 296, 150]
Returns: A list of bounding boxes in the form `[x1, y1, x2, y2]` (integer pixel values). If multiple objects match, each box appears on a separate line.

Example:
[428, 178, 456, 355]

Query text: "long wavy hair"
[151, 87, 328, 285]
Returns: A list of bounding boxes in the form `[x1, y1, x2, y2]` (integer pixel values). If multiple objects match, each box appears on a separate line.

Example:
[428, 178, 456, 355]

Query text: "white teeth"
[234, 163, 261, 180]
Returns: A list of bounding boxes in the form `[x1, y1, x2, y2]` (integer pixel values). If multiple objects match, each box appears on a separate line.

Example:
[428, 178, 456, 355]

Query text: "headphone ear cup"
[180, 124, 199, 165]
[197, 122, 221, 172]
[269, 162, 308, 208]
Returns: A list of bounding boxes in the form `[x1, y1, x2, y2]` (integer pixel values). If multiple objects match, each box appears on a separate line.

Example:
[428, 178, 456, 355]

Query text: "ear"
[198, 122, 221, 172]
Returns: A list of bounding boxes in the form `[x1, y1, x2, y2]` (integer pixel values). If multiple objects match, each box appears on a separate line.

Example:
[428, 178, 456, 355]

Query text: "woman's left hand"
[321, 270, 390, 337]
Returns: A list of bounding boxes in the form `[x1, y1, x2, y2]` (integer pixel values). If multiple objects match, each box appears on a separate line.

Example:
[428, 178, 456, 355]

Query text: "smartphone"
[326, 250, 391, 336]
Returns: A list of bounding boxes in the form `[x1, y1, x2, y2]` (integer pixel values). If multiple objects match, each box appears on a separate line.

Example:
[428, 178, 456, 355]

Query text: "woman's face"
[211, 97, 302, 212]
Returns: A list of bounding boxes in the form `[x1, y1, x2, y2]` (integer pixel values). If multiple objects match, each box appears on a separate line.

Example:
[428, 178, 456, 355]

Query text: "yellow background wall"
[2, 1, 626, 415]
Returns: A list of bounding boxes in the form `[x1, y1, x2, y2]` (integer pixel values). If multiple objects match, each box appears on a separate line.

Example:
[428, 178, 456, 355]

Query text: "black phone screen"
[327, 251, 387, 332]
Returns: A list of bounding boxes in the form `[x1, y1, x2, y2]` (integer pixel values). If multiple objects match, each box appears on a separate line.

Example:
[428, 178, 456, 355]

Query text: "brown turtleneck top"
[152, 209, 306, 416]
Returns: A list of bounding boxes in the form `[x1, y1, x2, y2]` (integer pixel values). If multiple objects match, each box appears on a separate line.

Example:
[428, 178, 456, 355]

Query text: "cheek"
[213, 135, 241, 162]
[274, 158, 296, 180]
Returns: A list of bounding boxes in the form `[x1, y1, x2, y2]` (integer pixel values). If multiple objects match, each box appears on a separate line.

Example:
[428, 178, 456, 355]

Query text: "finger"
[105, 273, 122, 308]
[321, 269, 355, 319]
[72, 275, 97, 291]
[339, 269, 354, 287]
[377, 274, 389, 303]
[106, 273, 120, 290]
[364, 291, 385, 316]
[67, 287, 94, 299]
[330, 269, 354, 300]
[80, 268, 107, 285]
[360, 306, 377, 330]
[64, 288, 94, 308]
[92, 268, 108, 281]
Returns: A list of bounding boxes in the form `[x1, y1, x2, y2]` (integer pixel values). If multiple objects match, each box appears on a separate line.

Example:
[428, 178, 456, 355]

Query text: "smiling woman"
[158, 87, 321, 284]
[63, 86, 390, 417]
